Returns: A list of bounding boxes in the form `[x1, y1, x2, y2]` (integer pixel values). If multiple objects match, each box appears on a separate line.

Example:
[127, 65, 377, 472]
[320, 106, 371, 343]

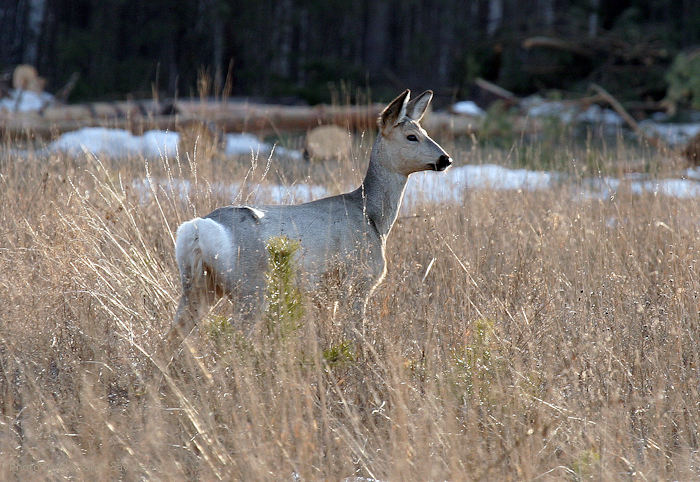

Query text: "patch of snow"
[49, 127, 179, 158]
[685, 166, 700, 181]
[639, 121, 700, 146]
[651, 111, 670, 123]
[452, 100, 485, 117]
[0, 89, 54, 112]
[402, 164, 556, 212]
[571, 173, 700, 202]
[48, 127, 303, 160]
[573, 177, 619, 202]
[223, 133, 303, 160]
[631, 178, 700, 198]
[132, 178, 193, 202]
[274, 145, 304, 160]
[224, 133, 271, 156]
[522, 96, 622, 126]
[576, 105, 623, 125]
[134, 163, 700, 215]
[133, 177, 328, 206]
[522, 96, 577, 124]
[141, 130, 181, 157]
[260, 183, 328, 204]
[407, 164, 700, 208]
[456, 164, 555, 191]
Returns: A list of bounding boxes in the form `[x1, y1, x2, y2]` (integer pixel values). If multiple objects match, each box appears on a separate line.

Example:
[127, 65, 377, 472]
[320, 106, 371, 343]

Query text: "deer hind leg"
[166, 287, 205, 348]
[163, 217, 231, 352]
[161, 263, 215, 366]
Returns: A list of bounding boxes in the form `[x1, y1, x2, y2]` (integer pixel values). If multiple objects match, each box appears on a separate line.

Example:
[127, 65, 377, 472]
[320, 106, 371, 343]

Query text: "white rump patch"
[195, 219, 234, 275]
[243, 206, 265, 219]
[176, 217, 235, 280]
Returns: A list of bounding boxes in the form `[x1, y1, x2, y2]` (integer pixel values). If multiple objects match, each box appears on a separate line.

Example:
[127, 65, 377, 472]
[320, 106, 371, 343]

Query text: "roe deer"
[165, 90, 452, 348]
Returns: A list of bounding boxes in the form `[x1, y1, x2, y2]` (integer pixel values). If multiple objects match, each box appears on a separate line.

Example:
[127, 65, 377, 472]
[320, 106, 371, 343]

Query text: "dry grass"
[0, 129, 699, 482]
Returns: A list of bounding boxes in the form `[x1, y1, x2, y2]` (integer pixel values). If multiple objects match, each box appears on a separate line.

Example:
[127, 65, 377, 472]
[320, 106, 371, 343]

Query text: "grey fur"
[165, 90, 452, 348]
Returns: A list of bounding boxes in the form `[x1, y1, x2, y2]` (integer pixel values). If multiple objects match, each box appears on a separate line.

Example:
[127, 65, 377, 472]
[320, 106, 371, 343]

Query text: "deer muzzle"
[433, 154, 452, 171]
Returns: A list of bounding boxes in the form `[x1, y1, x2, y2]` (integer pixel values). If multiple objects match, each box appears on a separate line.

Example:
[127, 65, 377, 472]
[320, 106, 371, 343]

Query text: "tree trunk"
[438, 2, 455, 86]
[365, 0, 390, 71]
[540, 0, 555, 29]
[22, 0, 47, 65]
[297, 8, 308, 87]
[213, 15, 224, 89]
[273, 0, 293, 79]
[588, 0, 599, 38]
[487, 0, 503, 37]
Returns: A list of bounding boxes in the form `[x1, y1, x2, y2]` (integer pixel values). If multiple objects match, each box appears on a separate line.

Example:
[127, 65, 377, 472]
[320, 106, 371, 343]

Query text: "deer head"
[377, 89, 452, 176]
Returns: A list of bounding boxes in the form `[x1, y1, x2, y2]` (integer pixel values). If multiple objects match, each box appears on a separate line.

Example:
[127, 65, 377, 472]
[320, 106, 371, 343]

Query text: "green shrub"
[265, 235, 304, 340]
[665, 52, 700, 112]
[322, 339, 356, 367]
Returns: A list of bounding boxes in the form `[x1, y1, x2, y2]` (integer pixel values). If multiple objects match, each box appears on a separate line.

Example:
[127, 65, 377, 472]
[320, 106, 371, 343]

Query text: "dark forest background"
[2, 0, 700, 105]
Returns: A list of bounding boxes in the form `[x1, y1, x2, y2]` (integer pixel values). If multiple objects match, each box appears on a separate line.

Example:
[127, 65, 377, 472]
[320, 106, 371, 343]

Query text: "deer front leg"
[343, 274, 381, 342]
[341, 245, 386, 341]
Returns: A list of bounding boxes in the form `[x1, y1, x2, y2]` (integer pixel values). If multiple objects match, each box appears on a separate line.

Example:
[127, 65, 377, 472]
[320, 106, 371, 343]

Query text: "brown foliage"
[0, 131, 699, 481]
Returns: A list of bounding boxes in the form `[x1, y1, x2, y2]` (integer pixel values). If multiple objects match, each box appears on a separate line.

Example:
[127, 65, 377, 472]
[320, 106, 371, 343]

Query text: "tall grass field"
[0, 126, 699, 481]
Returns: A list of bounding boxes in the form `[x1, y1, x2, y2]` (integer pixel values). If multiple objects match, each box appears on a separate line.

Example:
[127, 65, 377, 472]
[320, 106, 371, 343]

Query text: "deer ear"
[379, 90, 410, 131]
[406, 90, 433, 122]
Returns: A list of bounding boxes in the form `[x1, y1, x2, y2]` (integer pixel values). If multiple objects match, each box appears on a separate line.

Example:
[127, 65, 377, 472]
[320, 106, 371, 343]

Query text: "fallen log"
[523, 36, 594, 58]
[0, 100, 384, 139]
[589, 83, 666, 150]
[474, 77, 518, 104]
[423, 112, 479, 137]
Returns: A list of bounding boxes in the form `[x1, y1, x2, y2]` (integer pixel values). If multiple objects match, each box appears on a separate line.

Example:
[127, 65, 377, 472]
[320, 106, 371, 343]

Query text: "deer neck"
[355, 138, 408, 238]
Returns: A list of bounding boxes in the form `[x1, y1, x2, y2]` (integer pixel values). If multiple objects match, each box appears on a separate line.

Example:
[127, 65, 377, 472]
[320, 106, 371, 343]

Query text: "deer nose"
[434, 154, 452, 171]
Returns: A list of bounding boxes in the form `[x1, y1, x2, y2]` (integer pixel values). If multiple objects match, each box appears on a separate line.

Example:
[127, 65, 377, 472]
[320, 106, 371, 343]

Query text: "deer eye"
[407, 134, 418, 142]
